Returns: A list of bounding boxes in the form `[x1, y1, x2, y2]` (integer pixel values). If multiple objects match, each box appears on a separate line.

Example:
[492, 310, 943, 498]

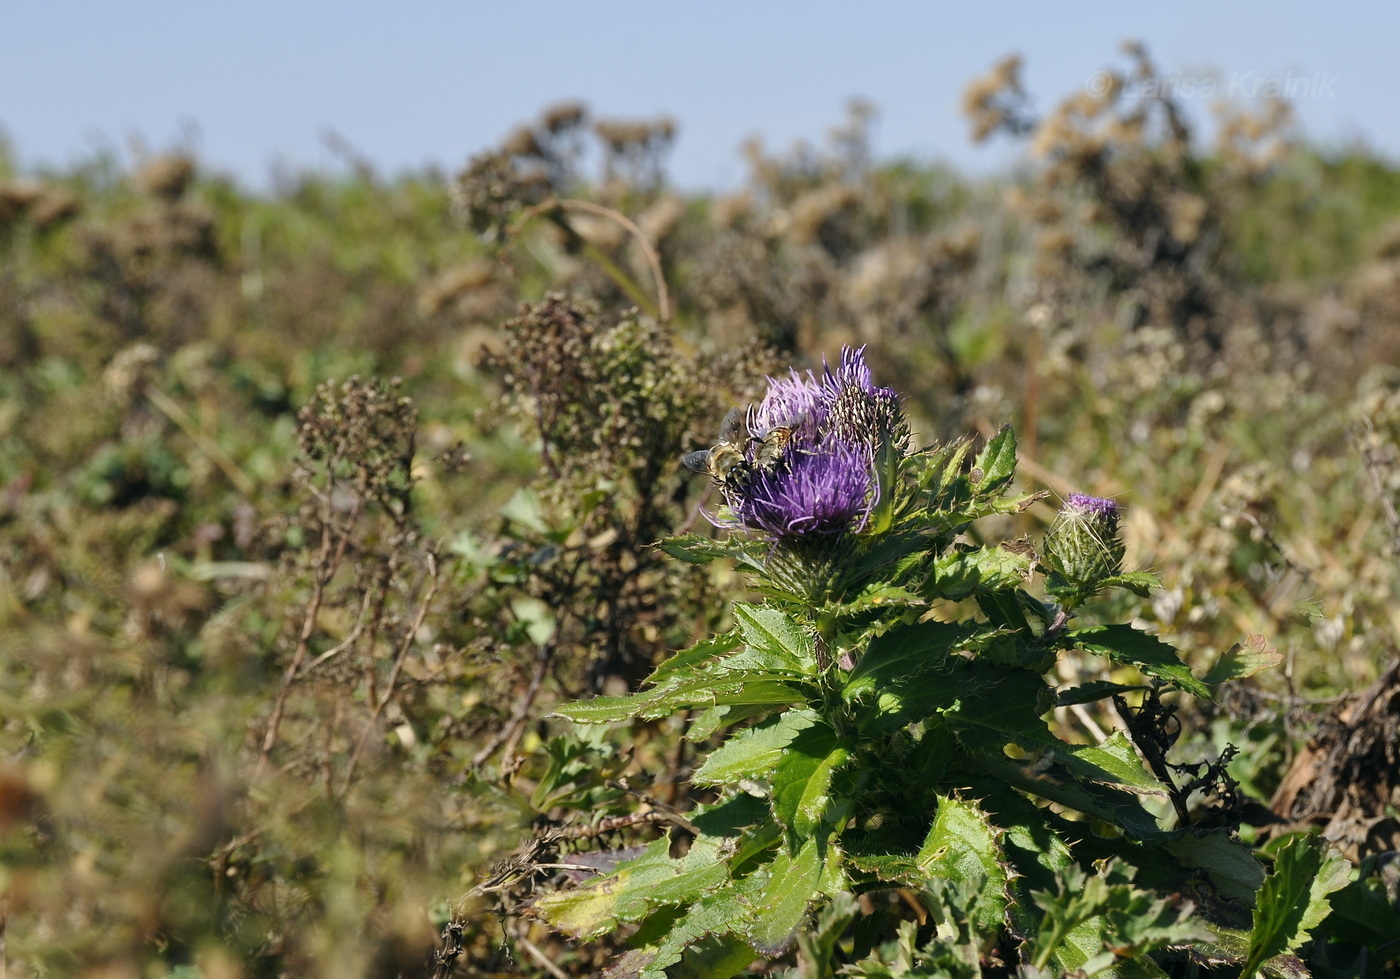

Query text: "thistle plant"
[537, 349, 1344, 977]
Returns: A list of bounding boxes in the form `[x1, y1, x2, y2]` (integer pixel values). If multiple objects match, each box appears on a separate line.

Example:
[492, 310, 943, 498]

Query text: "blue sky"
[2, 2, 1396, 191]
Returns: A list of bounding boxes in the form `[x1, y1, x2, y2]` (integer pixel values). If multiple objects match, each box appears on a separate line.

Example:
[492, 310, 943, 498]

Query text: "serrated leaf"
[692, 709, 818, 785]
[536, 835, 730, 939]
[942, 665, 1055, 747]
[971, 424, 1017, 493]
[1060, 732, 1166, 794]
[844, 620, 982, 700]
[555, 673, 810, 724]
[646, 630, 742, 685]
[685, 703, 768, 742]
[664, 934, 757, 979]
[640, 883, 759, 977]
[1028, 865, 1208, 976]
[657, 533, 748, 565]
[1070, 624, 1211, 699]
[934, 545, 1031, 600]
[1055, 680, 1151, 707]
[1099, 570, 1161, 597]
[771, 724, 851, 838]
[732, 603, 818, 675]
[1202, 634, 1285, 685]
[741, 840, 824, 955]
[1239, 834, 1351, 979]
[829, 583, 927, 619]
[915, 796, 1009, 931]
[1164, 830, 1266, 908]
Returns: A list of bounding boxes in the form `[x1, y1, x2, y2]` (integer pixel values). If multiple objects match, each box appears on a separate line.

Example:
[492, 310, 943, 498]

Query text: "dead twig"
[257, 480, 362, 777]
[511, 198, 671, 322]
[339, 553, 439, 795]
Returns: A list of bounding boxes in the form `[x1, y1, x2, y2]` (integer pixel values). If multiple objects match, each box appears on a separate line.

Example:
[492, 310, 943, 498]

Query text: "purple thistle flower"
[736, 440, 874, 537]
[1063, 493, 1121, 526]
[750, 367, 827, 442]
[691, 345, 906, 541]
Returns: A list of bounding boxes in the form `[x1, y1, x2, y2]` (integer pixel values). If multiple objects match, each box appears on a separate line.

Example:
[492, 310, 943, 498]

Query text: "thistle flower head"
[736, 440, 874, 537]
[1043, 493, 1126, 588]
[749, 367, 826, 444]
[696, 346, 907, 542]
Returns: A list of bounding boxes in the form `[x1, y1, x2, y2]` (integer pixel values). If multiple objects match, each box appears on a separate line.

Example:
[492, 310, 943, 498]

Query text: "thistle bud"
[1043, 493, 1125, 589]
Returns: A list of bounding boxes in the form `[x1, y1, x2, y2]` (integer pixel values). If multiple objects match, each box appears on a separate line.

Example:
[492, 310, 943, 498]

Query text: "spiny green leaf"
[664, 934, 758, 979]
[1060, 733, 1167, 795]
[771, 723, 851, 839]
[979, 750, 1167, 840]
[1099, 570, 1161, 597]
[731, 603, 819, 675]
[657, 533, 752, 565]
[740, 839, 826, 955]
[1164, 830, 1266, 908]
[639, 883, 760, 977]
[933, 544, 1032, 600]
[1202, 634, 1285, 686]
[1070, 624, 1211, 699]
[646, 630, 742, 685]
[692, 709, 818, 785]
[685, 703, 769, 742]
[828, 583, 927, 620]
[554, 673, 810, 724]
[1239, 834, 1352, 979]
[1028, 864, 1208, 975]
[971, 423, 1017, 493]
[941, 665, 1056, 748]
[535, 835, 731, 939]
[1055, 680, 1151, 707]
[914, 796, 1009, 931]
[843, 620, 983, 700]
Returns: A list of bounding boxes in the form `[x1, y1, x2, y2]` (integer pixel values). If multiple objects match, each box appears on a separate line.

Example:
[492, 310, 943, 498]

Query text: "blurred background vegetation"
[3, 44, 1400, 977]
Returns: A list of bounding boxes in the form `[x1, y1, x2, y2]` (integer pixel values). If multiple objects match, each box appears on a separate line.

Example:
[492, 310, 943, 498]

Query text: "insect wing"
[683, 448, 713, 474]
[717, 406, 745, 446]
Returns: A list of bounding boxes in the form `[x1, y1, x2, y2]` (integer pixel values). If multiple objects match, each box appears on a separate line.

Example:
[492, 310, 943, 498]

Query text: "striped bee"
[746, 406, 800, 472]
[683, 406, 749, 486]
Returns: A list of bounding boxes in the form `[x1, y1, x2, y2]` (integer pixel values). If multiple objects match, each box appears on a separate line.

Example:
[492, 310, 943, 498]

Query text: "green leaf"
[535, 835, 731, 939]
[657, 533, 750, 565]
[971, 424, 1017, 494]
[1164, 830, 1266, 908]
[843, 620, 981, 701]
[828, 583, 927, 620]
[1060, 732, 1167, 795]
[1099, 570, 1161, 597]
[741, 839, 825, 955]
[685, 703, 769, 742]
[665, 934, 758, 979]
[941, 665, 1056, 750]
[640, 884, 758, 977]
[1202, 634, 1285, 685]
[933, 545, 1031, 600]
[1239, 834, 1351, 979]
[647, 630, 742, 685]
[731, 603, 819, 675]
[554, 673, 810, 724]
[796, 893, 861, 979]
[1055, 680, 1151, 707]
[1070, 624, 1211, 699]
[692, 709, 818, 786]
[1028, 864, 1209, 975]
[771, 723, 851, 839]
[914, 796, 1009, 931]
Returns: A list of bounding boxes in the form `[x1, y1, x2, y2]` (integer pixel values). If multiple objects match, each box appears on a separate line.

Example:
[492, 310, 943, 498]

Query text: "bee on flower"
[683, 346, 907, 539]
